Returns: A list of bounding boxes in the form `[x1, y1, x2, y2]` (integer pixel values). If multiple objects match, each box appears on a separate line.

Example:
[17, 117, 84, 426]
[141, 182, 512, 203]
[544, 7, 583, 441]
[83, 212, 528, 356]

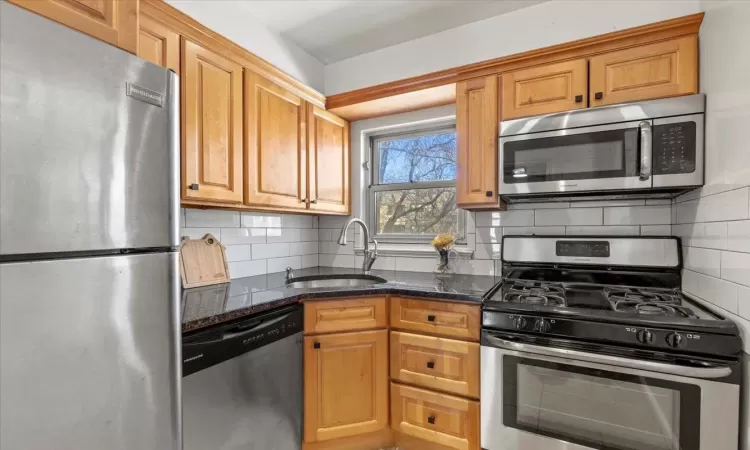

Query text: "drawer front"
[304, 297, 387, 334]
[391, 382, 479, 450]
[390, 297, 480, 341]
[390, 331, 479, 398]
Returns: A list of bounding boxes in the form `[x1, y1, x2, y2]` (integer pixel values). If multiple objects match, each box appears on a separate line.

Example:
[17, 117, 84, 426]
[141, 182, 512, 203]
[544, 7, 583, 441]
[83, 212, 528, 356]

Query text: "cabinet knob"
[575, 95, 583, 103]
[313, 342, 320, 349]
[427, 415, 436, 425]
[310, 199, 318, 204]
[427, 361, 435, 369]
[427, 315, 436, 322]
[188, 183, 199, 190]
[300, 198, 308, 203]
[594, 92, 603, 100]
[485, 191, 493, 197]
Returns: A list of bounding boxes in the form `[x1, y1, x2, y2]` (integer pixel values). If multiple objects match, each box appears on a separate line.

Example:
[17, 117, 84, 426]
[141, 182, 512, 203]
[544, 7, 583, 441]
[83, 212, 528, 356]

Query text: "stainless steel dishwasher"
[182, 305, 303, 450]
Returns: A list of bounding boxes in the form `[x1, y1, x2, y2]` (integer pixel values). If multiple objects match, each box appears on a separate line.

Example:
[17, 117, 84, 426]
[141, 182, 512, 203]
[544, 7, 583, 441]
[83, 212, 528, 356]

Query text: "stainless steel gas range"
[480, 236, 742, 450]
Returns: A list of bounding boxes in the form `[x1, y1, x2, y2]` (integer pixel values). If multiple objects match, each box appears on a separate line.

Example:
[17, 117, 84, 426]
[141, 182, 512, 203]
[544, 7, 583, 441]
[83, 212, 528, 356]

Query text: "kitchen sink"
[286, 274, 387, 289]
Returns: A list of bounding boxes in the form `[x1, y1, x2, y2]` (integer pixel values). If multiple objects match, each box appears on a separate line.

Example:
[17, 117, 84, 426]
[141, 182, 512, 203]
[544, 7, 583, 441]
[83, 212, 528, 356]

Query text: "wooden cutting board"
[179, 233, 230, 288]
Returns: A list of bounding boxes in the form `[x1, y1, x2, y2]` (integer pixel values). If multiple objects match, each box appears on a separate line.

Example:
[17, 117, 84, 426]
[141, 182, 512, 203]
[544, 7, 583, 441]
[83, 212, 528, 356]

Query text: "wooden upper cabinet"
[138, 13, 179, 74]
[245, 71, 308, 210]
[307, 106, 350, 215]
[501, 58, 588, 120]
[304, 330, 389, 443]
[9, 0, 138, 53]
[456, 76, 500, 209]
[181, 38, 244, 204]
[589, 35, 698, 107]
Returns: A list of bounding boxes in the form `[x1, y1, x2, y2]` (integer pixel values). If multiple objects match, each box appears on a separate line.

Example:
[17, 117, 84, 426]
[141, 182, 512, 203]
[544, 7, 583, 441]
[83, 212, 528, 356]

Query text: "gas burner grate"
[611, 301, 697, 318]
[604, 287, 681, 304]
[504, 280, 566, 306]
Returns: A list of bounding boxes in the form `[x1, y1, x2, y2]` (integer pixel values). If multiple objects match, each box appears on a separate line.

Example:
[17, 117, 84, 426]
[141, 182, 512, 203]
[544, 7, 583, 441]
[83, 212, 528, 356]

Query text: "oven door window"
[503, 127, 639, 183]
[503, 356, 700, 450]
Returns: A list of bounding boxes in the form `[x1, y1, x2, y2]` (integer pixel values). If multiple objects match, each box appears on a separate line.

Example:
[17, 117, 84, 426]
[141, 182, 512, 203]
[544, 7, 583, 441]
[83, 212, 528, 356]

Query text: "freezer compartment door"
[0, 252, 182, 450]
[0, 2, 179, 255]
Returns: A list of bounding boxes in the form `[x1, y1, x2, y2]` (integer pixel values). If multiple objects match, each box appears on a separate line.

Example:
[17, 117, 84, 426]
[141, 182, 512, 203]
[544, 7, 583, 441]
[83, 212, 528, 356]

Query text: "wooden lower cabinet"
[391, 382, 480, 450]
[303, 330, 389, 443]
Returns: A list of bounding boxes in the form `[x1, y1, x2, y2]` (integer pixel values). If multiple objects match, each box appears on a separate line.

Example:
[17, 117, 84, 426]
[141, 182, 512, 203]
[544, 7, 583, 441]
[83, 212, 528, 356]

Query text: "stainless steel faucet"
[337, 218, 378, 274]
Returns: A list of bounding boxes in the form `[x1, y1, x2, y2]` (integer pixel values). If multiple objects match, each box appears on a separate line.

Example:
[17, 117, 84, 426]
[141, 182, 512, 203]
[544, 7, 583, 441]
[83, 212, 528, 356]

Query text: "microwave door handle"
[639, 121, 652, 181]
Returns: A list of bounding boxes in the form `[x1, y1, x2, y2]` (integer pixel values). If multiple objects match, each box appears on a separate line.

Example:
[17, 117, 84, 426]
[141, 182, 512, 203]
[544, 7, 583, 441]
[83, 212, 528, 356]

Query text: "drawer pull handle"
[427, 315, 436, 322]
[313, 342, 320, 349]
[427, 415, 436, 425]
[427, 361, 435, 369]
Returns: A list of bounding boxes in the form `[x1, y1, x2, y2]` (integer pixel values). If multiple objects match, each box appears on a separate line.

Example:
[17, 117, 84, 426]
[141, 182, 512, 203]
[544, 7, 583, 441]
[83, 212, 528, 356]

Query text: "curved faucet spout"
[337, 218, 378, 274]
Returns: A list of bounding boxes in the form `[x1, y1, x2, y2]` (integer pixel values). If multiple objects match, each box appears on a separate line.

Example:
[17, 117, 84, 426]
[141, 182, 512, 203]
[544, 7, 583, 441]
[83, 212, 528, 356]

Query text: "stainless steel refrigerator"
[0, 3, 181, 449]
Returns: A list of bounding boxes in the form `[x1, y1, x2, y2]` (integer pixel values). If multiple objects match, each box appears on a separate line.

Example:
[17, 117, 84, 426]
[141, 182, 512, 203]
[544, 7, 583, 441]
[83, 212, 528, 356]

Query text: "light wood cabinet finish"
[390, 297, 481, 341]
[391, 382, 480, 450]
[138, 13, 179, 74]
[308, 106, 351, 214]
[456, 76, 501, 210]
[589, 35, 698, 107]
[245, 71, 308, 210]
[9, 0, 138, 53]
[390, 331, 479, 398]
[304, 297, 387, 335]
[501, 58, 588, 120]
[181, 38, 244, 204]
[304, 330, 389, 443]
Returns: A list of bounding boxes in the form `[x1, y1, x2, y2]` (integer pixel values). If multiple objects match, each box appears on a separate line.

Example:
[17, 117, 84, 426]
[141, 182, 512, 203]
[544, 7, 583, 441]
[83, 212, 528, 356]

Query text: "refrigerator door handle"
[167, 70, 180, 248]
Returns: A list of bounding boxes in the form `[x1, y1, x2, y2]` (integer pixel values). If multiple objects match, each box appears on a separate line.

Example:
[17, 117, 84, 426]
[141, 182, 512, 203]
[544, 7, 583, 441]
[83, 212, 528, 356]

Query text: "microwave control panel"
[652, 121, 696, 175]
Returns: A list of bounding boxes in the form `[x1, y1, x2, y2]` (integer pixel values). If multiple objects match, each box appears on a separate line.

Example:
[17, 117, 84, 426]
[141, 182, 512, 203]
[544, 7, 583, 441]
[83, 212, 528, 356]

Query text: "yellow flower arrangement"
[431, 232, 456, 251]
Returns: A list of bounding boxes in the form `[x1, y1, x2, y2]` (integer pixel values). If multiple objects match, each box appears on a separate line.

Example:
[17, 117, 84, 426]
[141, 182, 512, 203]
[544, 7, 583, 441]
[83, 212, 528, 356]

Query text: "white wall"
[166, 0, 325, 92]
[324, 0, 700, 95]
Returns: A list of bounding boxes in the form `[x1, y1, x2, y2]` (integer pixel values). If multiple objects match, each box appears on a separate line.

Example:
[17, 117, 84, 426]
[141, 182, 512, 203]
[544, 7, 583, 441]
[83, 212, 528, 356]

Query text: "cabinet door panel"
[9, 0, 137, 53]
[304, 297, 388, 335]
[182, 39, 243, 203]
[304, 330, 388, 442]
[138, 13, 179, 74]
[245, 72, 307, 209]
[456, 76, 501, 209]
[590, 36, 698, 106]
[308, 106, 350, 214]
[501, 59, 588, 120]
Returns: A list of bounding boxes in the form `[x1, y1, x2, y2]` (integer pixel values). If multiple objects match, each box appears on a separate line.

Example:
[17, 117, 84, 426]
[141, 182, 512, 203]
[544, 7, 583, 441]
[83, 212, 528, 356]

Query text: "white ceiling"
[237, 0, 547, 64]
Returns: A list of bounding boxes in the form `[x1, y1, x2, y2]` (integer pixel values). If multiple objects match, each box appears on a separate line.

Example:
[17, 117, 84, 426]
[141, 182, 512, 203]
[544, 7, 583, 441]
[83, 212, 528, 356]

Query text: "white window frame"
[366, 124, 466, 245]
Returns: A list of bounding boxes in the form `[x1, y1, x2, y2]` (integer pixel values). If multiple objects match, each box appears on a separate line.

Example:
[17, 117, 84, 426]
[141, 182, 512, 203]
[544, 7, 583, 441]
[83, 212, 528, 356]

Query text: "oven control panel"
[652, 121, 696, 175]
[482, 311, 741, 358]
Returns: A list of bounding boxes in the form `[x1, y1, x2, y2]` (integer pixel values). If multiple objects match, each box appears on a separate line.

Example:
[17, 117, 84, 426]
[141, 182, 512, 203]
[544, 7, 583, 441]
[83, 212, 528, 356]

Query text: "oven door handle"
[485, 335, 732, 379]
[639, 120, 652, 181]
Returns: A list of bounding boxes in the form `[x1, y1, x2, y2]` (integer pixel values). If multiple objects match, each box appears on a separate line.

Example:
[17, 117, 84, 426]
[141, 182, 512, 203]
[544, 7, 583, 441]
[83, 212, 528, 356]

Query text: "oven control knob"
[512, 316, 527, 330]
[636, 329, 655, 344]
[665, 332, 684, 348]
[534, 319, 551, 333]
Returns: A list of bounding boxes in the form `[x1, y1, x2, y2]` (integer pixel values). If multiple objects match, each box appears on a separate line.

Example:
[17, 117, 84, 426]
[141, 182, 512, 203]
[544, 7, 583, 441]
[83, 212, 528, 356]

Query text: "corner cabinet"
[456, 76, 503, 210]
[138, 13, 179, 74]
[308, 106, 351, 214]
[8, 0, 138, 53]
[181, 38, 244, 204]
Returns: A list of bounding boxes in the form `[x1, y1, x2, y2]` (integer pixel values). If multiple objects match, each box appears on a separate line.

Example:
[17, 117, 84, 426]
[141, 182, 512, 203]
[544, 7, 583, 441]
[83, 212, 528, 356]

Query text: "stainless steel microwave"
[499, 94, 705, 202]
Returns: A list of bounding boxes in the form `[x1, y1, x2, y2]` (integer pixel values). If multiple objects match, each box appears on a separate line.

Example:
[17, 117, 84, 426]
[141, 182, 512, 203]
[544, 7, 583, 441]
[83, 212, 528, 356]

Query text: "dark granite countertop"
[182, 267, 498, 333]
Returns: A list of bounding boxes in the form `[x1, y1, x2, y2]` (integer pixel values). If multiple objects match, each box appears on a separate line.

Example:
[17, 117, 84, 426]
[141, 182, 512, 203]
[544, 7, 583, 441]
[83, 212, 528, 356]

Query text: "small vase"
[433, 247, 457, 280]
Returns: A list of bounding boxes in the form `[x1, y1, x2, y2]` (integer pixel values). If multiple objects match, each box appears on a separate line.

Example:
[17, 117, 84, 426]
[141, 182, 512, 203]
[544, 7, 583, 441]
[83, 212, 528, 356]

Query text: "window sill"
[354, 244, 474, 259]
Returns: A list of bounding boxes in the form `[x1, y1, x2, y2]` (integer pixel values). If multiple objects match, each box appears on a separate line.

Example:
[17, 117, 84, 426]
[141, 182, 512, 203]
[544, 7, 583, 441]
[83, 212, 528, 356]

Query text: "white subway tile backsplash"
[571, 200, 645, 208]
[672, 222, 728, 250]
[566, 226, 639, 236]
[266, 228, 301, 243]
[535, 208, 602, 226]
[721, 251, 750, 288]
[240, 212, 282, 228]
[289, 241, 318, 256]
[228, 260, 266, 278]
[640, 225, 672, 236]
[220, 228, 267, 245]
[682, 269, 739, 314]
[474, 242, 501, 260]
[501, 226, 565, 235]
[300, 254, 319, 269]
[281, 214, 313, 228]
[179, 209, 186, 228]
[394, 257, 437, 273]
[739, 286, 750, 321]
[300, 229, 318, 242]
[224, 244, 252, 262]
[318, 229, 334, 241]
[683, 246, 722, 278]
[355, 255, 396, 271]
[319, 254, 355, 268]
[476, 227, 502, 244]
[728, 220, 750, 253]
[673, 187, 749, 224]
[180, 227, 220, 240]
[319, 216, 351, 229]
[320, 241, 354, 255]
[252, 243, 289, 260]
[603, 206, 671, 225]
[508, 202, 570, 210]
[267, 256, 301, 273]
[476, 210, 534, 227]
[455, 259, 495, 276]
[185, 209, 240, 228]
